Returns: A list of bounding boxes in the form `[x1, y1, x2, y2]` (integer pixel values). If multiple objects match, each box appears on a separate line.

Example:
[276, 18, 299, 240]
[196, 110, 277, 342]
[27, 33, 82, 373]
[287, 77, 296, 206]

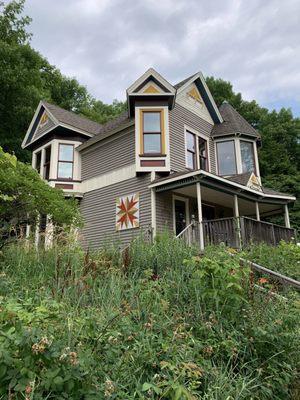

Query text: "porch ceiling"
[173, 185, 285, 217]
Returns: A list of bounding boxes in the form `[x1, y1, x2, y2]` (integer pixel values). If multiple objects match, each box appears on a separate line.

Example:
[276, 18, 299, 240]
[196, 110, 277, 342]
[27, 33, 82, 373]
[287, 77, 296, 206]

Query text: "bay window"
[142, 111, 162, 154]
[216, 140, 237, 175]
[58, 144, 74, 180]
[240, 140, 256, 174]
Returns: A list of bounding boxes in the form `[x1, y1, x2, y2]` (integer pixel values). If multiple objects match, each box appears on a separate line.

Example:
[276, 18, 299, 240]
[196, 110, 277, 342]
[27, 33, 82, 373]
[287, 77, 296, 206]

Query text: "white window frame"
[172, 194, 190, 234]
[238, 138, 260, 180]
[215, 137, 260, 179]
[184, 125, 211, 172]
[32, 139, 82, 182]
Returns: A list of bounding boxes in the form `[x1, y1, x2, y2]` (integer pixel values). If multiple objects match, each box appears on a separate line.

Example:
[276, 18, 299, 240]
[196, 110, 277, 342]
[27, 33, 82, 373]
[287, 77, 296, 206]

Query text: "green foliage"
[0, 147, 80, 239]
[0, 238, 299, 399]
[0, 0, 126, 162]
[243, 241, 300, 281]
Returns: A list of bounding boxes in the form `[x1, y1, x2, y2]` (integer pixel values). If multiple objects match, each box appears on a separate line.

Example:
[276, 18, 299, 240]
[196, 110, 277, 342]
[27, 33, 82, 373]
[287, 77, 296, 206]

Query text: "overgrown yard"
[0, 236, 299, 399]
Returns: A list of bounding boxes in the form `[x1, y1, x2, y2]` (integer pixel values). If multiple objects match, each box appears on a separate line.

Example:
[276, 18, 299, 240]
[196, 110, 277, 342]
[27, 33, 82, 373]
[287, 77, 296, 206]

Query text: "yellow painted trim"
[143, 85, 160, 94]
[187, 87, 202, 103]
[139, 108, 165, 155]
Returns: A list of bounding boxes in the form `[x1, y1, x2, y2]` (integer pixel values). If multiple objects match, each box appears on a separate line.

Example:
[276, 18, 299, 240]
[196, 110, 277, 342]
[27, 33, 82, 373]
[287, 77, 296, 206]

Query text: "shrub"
[0, 239, 299, 399]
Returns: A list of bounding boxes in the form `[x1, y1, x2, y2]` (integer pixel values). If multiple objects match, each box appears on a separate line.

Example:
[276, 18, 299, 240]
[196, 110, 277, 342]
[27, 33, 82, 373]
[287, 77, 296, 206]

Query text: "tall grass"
[0, 236, 299, 399]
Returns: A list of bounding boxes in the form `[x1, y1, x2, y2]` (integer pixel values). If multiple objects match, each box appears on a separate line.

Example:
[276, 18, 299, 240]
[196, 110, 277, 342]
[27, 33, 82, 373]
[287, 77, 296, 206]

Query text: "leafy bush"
[0, 239, 299, 399]
[243, 241, 300, 281]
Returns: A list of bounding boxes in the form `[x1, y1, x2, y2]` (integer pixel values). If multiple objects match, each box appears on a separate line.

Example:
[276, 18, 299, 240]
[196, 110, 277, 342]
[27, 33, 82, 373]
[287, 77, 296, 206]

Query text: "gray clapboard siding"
[80, 174, 151, 249]
[169, 103, 216, 173]
[81, 128, 135, 181]
[156, 191, 173, 234]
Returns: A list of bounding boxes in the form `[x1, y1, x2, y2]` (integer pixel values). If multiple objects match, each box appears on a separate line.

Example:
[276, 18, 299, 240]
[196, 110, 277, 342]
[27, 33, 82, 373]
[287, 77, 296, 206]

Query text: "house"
[22, 68, 296, 249]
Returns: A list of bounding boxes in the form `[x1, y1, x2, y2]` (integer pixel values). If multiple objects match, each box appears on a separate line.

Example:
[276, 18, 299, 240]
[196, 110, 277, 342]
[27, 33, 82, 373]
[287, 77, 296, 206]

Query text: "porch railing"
[177, 217, 296, 248]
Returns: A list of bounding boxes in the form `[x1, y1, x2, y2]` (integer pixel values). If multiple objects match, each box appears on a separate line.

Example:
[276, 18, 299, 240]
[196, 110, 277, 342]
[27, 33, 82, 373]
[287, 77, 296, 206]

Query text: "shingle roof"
[226, 172, 252, 186]
[96, 111, 130, 136]
[43, 101, 102, 136]
[212, 102, 260, 138]
[262, 187, 293, 196]
[173, 73, 198, 89]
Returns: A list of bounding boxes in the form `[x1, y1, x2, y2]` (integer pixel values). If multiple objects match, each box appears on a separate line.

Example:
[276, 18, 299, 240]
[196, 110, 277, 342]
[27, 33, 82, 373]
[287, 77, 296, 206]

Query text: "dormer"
[22, 101, 102, 195]
[127, 68, 176, 173]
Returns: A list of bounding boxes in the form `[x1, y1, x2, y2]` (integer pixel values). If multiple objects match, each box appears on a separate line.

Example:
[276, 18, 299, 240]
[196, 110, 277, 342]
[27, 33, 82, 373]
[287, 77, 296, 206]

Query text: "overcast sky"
[23, 0, 300, 116]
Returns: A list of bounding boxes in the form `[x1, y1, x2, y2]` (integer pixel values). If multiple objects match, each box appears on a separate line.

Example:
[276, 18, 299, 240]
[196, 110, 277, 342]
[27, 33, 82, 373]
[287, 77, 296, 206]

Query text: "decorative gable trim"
[127, 68, 176, 116]
[177, 82, 214, 124]
[176, 72, 223, 123]
[247, 172, 262, 192]
[142, 82, 162, 94]
[22, 101, 93, 149]
[127, 68, 175, 95]
[22, 101, 59, 148]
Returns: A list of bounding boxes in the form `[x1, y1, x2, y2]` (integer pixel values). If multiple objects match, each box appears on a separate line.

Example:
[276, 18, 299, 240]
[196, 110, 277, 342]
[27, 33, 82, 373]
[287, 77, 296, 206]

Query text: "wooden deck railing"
[177, 217, 296, 248]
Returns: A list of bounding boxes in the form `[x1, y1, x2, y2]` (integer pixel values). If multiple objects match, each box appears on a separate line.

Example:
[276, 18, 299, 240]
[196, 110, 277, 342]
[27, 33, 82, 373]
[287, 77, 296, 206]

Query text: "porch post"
[233, 194, 241, 248]
[45, 216, 54, 249]
[40, 148, 46, 177]
[151, 188, 157, 238]
[255, 201, 260, 221]
[150, 171, 157, 240]
[196, 182, 204, 251]
[284, 204, 291, 228]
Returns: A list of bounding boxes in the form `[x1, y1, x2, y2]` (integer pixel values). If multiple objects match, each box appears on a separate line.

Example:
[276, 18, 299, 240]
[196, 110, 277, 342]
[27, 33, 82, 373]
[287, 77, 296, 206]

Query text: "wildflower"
[25, 385, 32, 394]
[258, 277, 268, 284]
[108, 335, 118, 344]
[202, 346, 213, 356]
[104, 379, 115, 398]
[69, 351, 78, 366]
[144, 322, 152, 329]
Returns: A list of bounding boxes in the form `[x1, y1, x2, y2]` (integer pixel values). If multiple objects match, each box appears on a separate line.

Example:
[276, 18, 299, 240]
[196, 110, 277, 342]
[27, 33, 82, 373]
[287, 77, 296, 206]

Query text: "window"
[240, 140, 256, 174]
[142, 111, 162, 154]
[199, 137, 208, 171]
[43, 146, 51, 180]
[35, 151, 41, 173]
[58, 144, 74, 179]
[216, 140, 237, 175]
[186, 131, 196, 169]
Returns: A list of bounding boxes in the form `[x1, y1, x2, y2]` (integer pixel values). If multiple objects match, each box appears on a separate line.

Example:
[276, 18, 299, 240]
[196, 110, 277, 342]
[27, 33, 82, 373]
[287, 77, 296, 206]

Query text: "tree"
[0, 1, 126, 162]
[0, 147, 80, 243]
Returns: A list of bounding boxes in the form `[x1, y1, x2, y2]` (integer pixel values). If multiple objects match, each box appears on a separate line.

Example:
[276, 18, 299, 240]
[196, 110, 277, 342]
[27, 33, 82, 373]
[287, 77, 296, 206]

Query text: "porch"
[178, 216, 296, 248]
[150, 169, 296, 249]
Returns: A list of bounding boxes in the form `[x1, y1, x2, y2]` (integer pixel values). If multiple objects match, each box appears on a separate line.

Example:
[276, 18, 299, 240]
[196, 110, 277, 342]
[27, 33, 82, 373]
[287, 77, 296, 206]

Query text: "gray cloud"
[24, 0, 300, 115]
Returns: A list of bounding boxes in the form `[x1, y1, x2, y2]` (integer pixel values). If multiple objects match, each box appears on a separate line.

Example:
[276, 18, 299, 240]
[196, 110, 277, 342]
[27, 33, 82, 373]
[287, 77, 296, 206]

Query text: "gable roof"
[174, 72, 223, 123]
[22, 100, 102, 148]
[212, 102, 260, 138]
[42, 101, 102, 135]
[174, 73, 198, 90]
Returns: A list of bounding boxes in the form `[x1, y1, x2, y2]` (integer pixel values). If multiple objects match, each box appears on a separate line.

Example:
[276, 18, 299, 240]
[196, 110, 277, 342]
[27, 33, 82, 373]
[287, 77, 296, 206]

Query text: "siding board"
[80, 174, 151, 249]
[81, 128, 135, 180]
[169, 103, 216, 173]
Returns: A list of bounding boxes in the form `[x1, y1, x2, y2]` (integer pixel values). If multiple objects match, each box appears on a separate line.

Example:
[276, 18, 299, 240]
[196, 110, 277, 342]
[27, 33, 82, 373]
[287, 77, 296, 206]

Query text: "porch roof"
[149, 170, 296, 204]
